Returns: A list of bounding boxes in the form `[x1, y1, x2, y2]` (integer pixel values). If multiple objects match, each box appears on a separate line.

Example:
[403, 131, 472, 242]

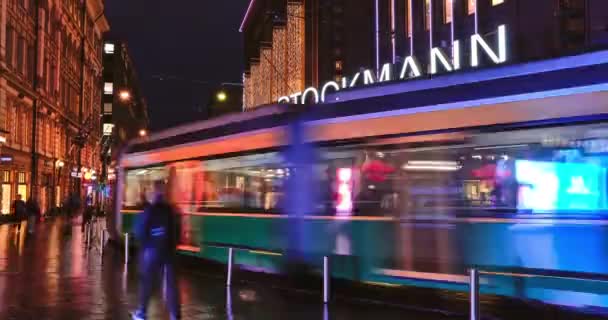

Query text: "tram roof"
[124, 49, 608, 156]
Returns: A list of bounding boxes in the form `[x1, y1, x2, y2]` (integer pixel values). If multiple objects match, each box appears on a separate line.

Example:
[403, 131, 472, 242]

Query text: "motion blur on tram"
[110, 87, 608, 311]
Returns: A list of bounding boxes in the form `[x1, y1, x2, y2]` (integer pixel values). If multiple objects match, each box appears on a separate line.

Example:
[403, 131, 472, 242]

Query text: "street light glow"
[119, 90, 131, 102]
[139, 129, 147, 137]
[216, 91, 227, 102]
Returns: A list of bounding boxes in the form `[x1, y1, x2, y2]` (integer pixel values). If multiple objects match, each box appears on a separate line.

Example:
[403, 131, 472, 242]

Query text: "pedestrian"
[25, 195, 41, 234]
[11, 194, 26, 233]
[132, 180, 181, 320]
[63, 192, 81, 236]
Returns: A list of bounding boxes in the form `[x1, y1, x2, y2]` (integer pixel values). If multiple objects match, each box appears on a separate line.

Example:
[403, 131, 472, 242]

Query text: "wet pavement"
[0, 218, 458, 320]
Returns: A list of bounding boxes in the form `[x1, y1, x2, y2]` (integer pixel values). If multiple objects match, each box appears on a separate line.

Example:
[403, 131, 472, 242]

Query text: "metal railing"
[468, 266, 608, 320]
[85, 217, 107, 256]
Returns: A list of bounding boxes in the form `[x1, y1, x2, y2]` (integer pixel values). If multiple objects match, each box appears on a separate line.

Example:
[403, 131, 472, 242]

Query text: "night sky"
[105, 0, 250, 131]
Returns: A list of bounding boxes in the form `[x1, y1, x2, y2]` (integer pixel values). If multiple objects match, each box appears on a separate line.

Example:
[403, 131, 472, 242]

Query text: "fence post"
[227, 247, 234, 287]
[125, 233, 129, 264]
[469, 268, 480, 320]
[323, 256, 330, 304]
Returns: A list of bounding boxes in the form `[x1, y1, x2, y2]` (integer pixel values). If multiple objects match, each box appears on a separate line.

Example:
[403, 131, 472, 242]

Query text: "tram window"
[326, 123, 608, 218]
[123, 167, 167, 209]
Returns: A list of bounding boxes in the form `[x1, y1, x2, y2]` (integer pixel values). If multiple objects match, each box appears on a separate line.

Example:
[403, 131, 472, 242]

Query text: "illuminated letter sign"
[276, 25, 508, 105]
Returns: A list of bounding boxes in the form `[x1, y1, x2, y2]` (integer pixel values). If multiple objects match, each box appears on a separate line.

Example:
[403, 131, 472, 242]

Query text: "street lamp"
[216, 91, 227, 102]
[139, 129, 147, 137]
[119, 90, 131, 102]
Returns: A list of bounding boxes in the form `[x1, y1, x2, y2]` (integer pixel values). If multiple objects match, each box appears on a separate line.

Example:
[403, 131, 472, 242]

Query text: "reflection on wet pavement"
[0, 218, 456, 320]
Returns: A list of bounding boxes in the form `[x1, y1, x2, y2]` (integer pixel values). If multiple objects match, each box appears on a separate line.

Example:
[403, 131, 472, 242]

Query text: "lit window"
[104, 82, 113, 95]
[492, 0, 504, 5]
[18, 172, 25, 184]
[103, 123, 114, 136]
[335, 60, 343, 71]
[103, 103, 112, 114]
[468, 0, 476, 15]
[425, 0, 431, 30]
[104, 43, 115, 54]
[444, 0, 453, 23]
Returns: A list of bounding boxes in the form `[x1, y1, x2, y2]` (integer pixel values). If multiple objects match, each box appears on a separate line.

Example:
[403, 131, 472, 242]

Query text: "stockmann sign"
[278, 25, 507, 105]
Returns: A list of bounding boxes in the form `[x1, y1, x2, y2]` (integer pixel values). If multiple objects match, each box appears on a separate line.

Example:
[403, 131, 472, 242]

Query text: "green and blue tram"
[114, 51, 608, 309]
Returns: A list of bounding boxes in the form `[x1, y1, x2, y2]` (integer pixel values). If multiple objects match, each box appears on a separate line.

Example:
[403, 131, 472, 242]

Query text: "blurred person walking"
[11, 194, 26, 233]
[132, 180, 181, 320]
[63, 192, 81, 236]
[25, 195, 41, 234]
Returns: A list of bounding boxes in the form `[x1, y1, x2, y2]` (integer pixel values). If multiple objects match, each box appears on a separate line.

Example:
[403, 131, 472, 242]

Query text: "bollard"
[162, 266, 167, 300]
[323, 256, 330, 304]
[86, 223, 91, 248]
[125, 233, 129, 264]
[100, 229, 106, 256]
[469, 268, 480, 320]
[226, 247, 234, 287]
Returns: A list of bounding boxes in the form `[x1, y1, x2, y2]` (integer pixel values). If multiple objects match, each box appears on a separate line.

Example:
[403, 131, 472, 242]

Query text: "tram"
[114, 51, 608, 309]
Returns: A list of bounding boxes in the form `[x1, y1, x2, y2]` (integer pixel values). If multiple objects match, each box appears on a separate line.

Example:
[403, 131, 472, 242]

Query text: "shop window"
[492, 0, 504, 6]
[2, 171, 10, 183]
[444, 0, 453, 23]
[406, 0, 412, 37]
[17, 185, 27, 201]
[425, 0, 431, 30]
[468, 0, 476, 15]
[1, 184, 11, 214]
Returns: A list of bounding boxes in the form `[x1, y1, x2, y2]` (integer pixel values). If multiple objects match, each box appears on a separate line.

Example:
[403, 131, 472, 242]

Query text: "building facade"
[101, 39, 148, 205]
[241, 0, 608, 110]
[0, 0, 109, 214]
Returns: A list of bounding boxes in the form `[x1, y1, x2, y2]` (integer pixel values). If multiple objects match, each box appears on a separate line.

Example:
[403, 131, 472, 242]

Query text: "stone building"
[0, 0, 109, 214]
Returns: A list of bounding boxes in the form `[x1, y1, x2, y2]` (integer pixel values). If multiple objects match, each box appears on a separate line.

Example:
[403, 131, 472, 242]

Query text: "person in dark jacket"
[132, 180, 180, 320]
[11, 194, 26, 233]
[26, 195, 41, 234]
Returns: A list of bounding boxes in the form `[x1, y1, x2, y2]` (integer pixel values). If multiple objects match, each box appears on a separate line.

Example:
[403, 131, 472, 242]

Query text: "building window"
[335, 60, 343, 72]
[103, 123, 114, 136]
[103, 102, 112, 114]
[444, 0, 453, 23]
[2, 171, 10, 183]
[492, 0, 504, 5]
[17, 37, 25, 75]
[27, 44, 35, 84]
[468, 0, 476, 15]
[104, 43, 115, 54]
[6, 26, 14, 68]
[104, 82, 113, 95]
[17, 184, 27, 201]
[18, 172, 25, 184]
[425, 0, 431, 30]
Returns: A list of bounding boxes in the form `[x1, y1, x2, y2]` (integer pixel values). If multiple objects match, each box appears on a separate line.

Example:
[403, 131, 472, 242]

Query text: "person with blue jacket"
[132, 180, 181, 320]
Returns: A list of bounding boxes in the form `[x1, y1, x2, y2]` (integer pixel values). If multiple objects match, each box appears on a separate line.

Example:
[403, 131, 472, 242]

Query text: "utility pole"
[29, 0, 40, 200]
